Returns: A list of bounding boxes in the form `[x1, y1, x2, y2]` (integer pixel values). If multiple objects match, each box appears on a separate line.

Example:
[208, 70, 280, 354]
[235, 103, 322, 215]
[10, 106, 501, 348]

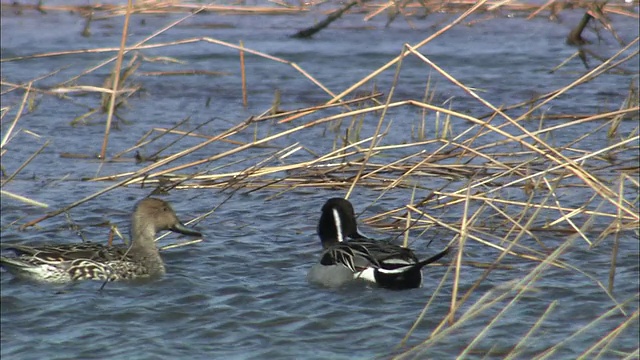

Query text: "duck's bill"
[170, 223, 202, 237]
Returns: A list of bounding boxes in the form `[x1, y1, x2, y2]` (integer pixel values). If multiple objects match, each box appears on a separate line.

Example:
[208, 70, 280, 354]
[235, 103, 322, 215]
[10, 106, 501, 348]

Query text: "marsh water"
[1, 2, 639, 359]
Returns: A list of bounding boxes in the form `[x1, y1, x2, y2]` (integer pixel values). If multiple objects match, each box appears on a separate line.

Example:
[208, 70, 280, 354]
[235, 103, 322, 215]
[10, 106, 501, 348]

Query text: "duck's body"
[1, 198, 201, 283]
[0, 242, 165, 283]
[308, 198, 449, 290]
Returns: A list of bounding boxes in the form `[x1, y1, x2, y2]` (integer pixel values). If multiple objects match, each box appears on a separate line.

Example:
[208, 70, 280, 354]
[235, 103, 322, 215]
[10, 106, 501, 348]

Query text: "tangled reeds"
[1, 0, 638, 358]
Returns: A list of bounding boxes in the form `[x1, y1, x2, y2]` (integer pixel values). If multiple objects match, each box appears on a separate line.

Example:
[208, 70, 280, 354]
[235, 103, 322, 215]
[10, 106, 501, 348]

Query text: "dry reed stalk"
[137, 70, 228, 76]
[607, 176, 626, 293]
[394, 280, 512, 359]
[590, 311, 639, 359]
[123, 102, 423, 186]
[431, 191, 634, 222]
[440, 184, 617, 332]
[59, 6, 208, 88]
[240, 41, 247, 108]
[0, 82, 31, 149]
[145, 116, 636, 215]
[399, 255, 456, 347]
[1, 2, 306, 17]
[154, 135, 383, 190]
[428, 175, 553, 317]
[396, 236, 581, 359]
[526, 0, 557, 20]
[0, 1, 635, 356]
[448, 182, 471, 325]
[2, 35, 357, 120]
[534, 297, 639, 359]
[256, 92, 383, 122]
[424, 132, 639, 223]
[111, 117, 200, 160]
[345, 44, 407, 199]
[2, 141, 50, 185]
[20, 115, 256, 229]
[0, 190, 49, 208]
[279, 0, 489, 124]
[100, 0, 132, 159]
[522, 37, 639, 120]
[0, 67, 68, 96]
[504, 300, 558, 359]
[406, 204, 557, 265]
[458, 238, 576, 358]
[405, 47, 632, 216]
[0, 82, 51, 208]
[6, 0, 637, 19]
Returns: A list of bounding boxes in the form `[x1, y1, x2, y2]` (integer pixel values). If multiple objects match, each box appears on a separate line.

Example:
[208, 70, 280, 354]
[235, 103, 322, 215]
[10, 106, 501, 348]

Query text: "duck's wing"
[348, 239, 419, 267]
[320, 242, 380, 272]
[1, 243, 129, 263]
[321, 237, 427, 272]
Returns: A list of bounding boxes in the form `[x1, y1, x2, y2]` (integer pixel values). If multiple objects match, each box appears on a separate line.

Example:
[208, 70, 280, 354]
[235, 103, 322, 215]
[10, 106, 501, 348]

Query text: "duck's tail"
[373, 246, 450, 290]
[1, 256, 70, 283]
[415, 246, 451, 270]
[0, 244, 37, 272]
[1, 256, 37, 273]
[0, 244, 38, 257]
[376, 246, 450, 275]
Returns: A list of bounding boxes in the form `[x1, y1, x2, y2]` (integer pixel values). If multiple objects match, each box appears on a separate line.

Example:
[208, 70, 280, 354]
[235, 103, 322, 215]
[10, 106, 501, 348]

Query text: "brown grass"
[1, 0, 638, 357]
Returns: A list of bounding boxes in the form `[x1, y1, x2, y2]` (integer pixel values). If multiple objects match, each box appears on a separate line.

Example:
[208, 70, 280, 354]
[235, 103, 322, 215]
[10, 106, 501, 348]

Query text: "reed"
[1, 0, 637, 357]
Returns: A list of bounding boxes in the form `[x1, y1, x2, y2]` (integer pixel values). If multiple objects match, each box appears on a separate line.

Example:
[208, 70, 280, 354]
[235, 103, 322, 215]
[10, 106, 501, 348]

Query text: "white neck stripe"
[332, 208, 344, 243]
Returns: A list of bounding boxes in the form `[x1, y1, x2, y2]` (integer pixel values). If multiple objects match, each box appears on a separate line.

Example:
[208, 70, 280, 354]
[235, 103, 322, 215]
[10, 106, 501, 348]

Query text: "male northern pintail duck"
[0, 198, 201, 283]
[307, 198, 449, 290]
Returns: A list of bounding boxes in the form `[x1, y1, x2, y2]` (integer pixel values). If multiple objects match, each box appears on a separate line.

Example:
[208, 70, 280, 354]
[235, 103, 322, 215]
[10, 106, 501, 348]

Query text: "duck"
[0, 198, 202, 283]
[307, 198, 449, 290]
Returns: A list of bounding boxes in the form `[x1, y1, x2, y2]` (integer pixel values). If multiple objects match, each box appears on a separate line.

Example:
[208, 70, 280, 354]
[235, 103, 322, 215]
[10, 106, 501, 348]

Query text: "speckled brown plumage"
[1, 198, 201, 283]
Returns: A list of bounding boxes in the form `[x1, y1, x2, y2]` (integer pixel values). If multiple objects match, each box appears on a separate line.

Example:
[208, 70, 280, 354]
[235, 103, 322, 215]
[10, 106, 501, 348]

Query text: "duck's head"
[131, 198, 201, 244]
[317, 198, 367, 248]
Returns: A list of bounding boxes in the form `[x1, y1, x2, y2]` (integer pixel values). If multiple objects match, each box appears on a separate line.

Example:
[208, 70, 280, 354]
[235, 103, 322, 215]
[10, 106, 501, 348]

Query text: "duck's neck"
[318, 209, 346, 249]
[128, 222, 161, 259]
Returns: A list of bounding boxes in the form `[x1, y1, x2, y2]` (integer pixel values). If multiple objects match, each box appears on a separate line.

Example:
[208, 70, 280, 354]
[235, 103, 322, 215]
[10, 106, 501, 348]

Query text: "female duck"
[308, 198, 449, 290]
[1, 198, 201, 283]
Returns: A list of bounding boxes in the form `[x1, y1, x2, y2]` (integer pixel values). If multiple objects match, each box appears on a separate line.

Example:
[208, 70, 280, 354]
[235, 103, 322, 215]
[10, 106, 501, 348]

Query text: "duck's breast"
[307, 262, 355, 288]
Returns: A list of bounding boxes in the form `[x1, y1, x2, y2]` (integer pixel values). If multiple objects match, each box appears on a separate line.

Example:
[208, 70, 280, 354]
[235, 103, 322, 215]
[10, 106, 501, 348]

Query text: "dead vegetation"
[1, 0, 638, 358]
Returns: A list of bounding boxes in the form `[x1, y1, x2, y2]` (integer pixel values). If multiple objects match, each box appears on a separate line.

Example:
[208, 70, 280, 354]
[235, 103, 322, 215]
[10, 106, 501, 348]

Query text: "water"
[1, 2, 639, 359]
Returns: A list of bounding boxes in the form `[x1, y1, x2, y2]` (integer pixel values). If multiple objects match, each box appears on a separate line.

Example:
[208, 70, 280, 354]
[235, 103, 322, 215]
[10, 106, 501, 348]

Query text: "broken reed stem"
[62, 6, 208, 88]
[100, 0, 132, 160]
[1, 82, 32, 149]
[607, 176, 625, 293]
[240, 41, 247, 108]
[2, 140, 50, 185]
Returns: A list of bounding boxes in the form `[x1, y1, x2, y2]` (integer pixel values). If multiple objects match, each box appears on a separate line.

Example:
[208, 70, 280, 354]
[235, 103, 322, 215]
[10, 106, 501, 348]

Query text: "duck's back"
[339, 239, 419, 271]
[0, 242, 152, 283]
[1, 242, 128, 262]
